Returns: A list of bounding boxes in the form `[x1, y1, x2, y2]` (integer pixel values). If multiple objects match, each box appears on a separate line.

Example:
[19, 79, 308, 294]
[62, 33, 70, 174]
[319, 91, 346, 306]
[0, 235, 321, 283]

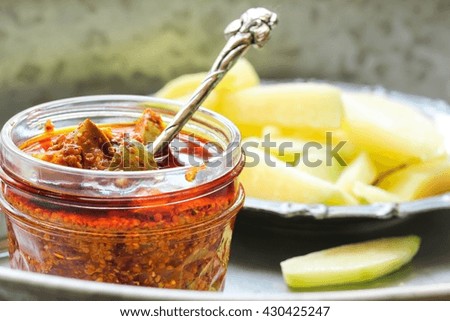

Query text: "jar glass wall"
[0, 95, 244, 291]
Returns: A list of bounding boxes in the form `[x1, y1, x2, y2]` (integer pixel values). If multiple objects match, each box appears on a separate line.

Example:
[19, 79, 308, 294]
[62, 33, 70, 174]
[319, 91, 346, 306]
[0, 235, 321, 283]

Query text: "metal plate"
[1, 209, 450, 300]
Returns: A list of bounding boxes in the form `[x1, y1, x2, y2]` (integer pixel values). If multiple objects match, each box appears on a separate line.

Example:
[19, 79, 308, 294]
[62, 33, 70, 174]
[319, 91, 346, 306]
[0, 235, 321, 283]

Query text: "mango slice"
[336, 153, 377, 193]
[352, 182, 402, 204]
[220, 83, 344, 130]
[280, 235, 421, 288]
[263, 126, 359, 165]
[155, 72, 206, 99]
[240, 146, 357, 205]
[377, 158, 450, 200]
[155, 58, 259, 111]
[214, 58, 260, 94]
[243, 134, 345, 182]
[342, 93, 446, 167]
[154, 72, 219, 110]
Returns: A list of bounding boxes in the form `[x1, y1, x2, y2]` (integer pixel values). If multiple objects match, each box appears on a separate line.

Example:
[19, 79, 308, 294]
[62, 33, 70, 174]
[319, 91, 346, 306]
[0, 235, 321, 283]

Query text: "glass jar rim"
[0, 95, 243, 198]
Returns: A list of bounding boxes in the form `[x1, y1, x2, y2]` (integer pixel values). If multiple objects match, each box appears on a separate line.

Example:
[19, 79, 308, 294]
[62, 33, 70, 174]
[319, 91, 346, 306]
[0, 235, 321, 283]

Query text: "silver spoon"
[150, 7, 278, 157]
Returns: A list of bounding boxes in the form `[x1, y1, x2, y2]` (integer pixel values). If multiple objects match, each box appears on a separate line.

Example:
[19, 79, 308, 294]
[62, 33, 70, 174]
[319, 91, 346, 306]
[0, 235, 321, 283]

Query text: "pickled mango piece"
[241, 146, 357, 205]
[75, 119, 113, 156]
[33, 119, 114, 170]
[281, 235, 421, 288]
[109, 139, 157, 171]
[342, 93, 446, 167]
[377, 159, 450, 200]
[336, 153, 377, 193]
[134, 108, 165, 144]
[219, 83, 344, 130]
[107, 108, 161, 171]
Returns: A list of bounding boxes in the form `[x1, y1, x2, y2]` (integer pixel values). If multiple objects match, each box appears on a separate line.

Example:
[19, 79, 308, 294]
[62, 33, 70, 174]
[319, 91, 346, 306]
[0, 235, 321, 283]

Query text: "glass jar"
[0, 215, 6, 257]
[0, 95, 244, 291]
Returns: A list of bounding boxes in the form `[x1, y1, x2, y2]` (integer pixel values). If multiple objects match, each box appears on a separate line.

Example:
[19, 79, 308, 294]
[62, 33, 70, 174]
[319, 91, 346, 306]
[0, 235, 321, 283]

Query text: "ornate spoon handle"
[151, 7, 278, 155]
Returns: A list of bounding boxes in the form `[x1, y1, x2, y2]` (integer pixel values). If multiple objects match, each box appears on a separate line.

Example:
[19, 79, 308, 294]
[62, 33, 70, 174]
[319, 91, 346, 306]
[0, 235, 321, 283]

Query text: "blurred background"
[0, 0, 449, 125]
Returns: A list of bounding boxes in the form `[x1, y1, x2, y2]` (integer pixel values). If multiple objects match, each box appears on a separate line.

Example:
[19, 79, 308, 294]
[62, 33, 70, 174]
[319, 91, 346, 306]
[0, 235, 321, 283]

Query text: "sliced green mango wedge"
[109, 139, 157, 171]
[74, 119, 113, 156]
[280, 235, 420, 288]
[134, 108, 165, 145]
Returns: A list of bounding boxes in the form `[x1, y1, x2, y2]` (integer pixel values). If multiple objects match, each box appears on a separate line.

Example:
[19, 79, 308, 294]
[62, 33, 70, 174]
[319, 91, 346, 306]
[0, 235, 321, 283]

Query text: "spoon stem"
[151, 7, 278, 155]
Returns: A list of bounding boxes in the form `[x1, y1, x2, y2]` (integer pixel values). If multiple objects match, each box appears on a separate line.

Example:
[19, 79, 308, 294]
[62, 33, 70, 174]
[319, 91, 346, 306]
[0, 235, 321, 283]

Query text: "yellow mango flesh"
[155, 58, 259, 111]
[241, 146, 357, 205]
[342, 93, 446, 167]
[219, 83, 344, 130]
[378, 159, 450, 201]
[337, 153, 377, 193]
[352, 182, 402, 204]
